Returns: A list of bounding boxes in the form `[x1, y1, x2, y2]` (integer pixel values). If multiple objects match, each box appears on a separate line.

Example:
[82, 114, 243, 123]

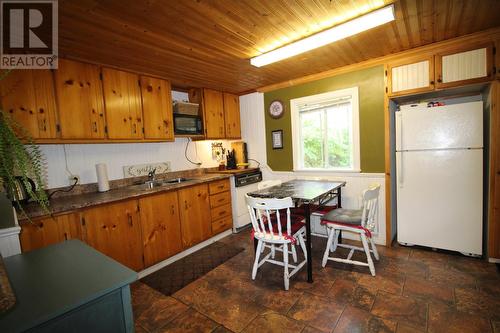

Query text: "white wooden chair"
[321, 185, 380, 276]
[246, 194, 308, 290]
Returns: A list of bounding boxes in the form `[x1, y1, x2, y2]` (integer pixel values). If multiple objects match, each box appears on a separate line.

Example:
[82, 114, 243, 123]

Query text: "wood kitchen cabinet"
[202, 88, 225, 139]
[387, 56, 435, 96]
[223, 92, 241, 139]
[54, 59, 106, 139]
[0, 69, 58, 139]
[19, 213, 82, 253]
[435, 45, 494, 89]
[81, 200, 144, 271]
[208, 179, 232, 236]
[102, 68, 143, 139]
[178, 184, 211, 248]
[139, 191, 182, 267]
[140, 75, 174, 140]
[489, 80, 500, 261]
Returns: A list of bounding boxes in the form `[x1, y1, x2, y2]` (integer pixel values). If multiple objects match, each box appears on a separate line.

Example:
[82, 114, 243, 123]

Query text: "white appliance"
[396, 101, 483, 255]
[229, 170, 263, 232]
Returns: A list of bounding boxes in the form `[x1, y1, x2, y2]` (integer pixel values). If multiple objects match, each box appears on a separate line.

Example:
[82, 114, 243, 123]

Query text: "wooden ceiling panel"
[59, 0, 500, 94]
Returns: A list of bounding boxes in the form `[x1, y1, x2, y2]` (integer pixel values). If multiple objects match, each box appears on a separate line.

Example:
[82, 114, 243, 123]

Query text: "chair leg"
[291, 244, 298, 263]
[331, 229, 340, 252]
[360, 234, 375, 276]
[322, 227, 335, 267]
[369, 237, 379, 260]
[252, 240, 263, 280]
[270, 244, 276, 259]
[298, 234, 307, 260]
[283, 243, 289, 290]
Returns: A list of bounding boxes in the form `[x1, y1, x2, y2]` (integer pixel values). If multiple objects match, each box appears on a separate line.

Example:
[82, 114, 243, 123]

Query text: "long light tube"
[250, 4, 395, 67]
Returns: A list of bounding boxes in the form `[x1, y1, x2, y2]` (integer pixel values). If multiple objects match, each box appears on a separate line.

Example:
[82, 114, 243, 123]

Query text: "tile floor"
[131, 230, 500, 333]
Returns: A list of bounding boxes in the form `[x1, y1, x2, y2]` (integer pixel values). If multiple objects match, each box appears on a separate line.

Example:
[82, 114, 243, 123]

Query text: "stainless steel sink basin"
[162, 177, 192, 184]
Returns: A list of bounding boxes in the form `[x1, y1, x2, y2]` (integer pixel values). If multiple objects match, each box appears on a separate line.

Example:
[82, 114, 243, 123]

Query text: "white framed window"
[291, 87, 360, 172]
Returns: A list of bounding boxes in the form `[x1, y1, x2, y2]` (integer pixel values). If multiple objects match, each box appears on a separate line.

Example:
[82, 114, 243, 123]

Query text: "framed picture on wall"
[272, 130, 283, 149]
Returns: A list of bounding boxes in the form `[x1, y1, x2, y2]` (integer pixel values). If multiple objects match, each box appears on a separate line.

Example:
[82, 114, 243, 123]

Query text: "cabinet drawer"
[209, 179, 230, 194]
[212, 216, 232, 235]
[210, 191, 231, 208]
[211, 203, 232, 221]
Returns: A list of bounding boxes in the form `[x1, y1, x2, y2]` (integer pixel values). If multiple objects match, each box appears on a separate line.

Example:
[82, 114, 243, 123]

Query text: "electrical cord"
[185, 138, 202, 166]
[47, 177, 78, 200]
[248, 158, 261, 167]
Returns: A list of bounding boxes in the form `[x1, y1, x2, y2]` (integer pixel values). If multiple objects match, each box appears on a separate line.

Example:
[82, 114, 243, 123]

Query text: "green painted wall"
[264, 65, 385, 173]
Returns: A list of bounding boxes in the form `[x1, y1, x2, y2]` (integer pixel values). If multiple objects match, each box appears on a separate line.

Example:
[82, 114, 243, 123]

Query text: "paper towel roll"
[95, 163, 110, 192]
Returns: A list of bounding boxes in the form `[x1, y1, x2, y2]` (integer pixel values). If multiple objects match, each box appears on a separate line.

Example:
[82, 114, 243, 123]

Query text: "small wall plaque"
[272, 130, 283, 149]
[123, 162, 171, 178]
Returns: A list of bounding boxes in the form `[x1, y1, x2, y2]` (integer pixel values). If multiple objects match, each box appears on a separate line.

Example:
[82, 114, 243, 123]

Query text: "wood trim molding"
[257, 27, 500, 93]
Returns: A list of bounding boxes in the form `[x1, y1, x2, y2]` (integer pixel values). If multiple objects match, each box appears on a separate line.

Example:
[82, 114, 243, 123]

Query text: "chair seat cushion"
[321, 208, 362, 225]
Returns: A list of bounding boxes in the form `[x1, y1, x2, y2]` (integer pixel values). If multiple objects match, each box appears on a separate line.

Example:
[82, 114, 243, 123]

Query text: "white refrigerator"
[396, 101, 483, 255]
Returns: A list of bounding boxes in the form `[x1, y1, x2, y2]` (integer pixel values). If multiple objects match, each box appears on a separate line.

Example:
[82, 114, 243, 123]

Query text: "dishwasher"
[229, 170, 262, 232]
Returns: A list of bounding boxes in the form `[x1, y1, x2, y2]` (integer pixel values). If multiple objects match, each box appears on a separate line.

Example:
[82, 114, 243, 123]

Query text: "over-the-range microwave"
[173, 114, 203, 135]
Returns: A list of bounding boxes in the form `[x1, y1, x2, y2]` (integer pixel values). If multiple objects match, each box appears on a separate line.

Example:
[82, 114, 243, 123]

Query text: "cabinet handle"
[92, 121, 98, 133]
[127, 213, 133, 226]
[170, 205, 175, 215]
[64, 232, 68, 241]
[184, 200, 188, 210]
[437, 77, 442, 83]
[133, 123, 137, 134]
[218, 185, 224, 189]
[430, 80, 434, 85]
[219, 211, 226, 216]
[218, 198, 225, 202]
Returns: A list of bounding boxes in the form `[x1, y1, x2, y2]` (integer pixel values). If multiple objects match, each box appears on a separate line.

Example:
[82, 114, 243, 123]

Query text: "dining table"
[247, 179, 346, 283]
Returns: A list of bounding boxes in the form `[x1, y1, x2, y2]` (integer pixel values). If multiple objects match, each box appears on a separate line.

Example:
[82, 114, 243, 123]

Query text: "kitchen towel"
[95, 163, 110, 192]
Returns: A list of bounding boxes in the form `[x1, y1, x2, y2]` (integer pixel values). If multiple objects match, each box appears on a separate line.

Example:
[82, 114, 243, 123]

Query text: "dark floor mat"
[141, 241, 244, 296]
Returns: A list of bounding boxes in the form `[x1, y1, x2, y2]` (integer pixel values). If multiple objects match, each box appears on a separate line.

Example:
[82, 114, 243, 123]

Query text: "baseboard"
[138, 229, 233, 279]
[488, 257, 500, 263]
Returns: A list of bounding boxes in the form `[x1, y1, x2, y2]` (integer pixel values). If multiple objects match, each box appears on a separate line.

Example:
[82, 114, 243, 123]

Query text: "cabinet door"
[82, 200, 144, 271]
[387, 57, 434, 96]
[0, 69, 58, 139]
[436, 45, 494, 89]
[140, 76, 174, 140]
[178, 184, 210, 248]
[54, 59, 106, 139]
[223, 92, 241, 139]
[489, 81, 500, 259]
[102, 68, 143, 139]
[139, 191, 182, 267]
[19, 213, 82, 252]
[203, 89, 225, 139]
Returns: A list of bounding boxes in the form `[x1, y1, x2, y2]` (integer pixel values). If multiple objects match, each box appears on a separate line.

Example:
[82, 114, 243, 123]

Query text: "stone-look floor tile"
[301, 326, 324, 333]
[409, 249, 450, 267]
[252, 286, 303, 314]
[403, 277, 454, 305]
[377, 245, 411, 260]
[291, 270, 336, 297]
[172, 278, 211, 306]
[182, 282, 263, 332]
[454, 287, 500, 320]
[213, 326, 235, 333]
[288, 293, 345, 332]
[134, 323, 148, 333]
[446, 257, 498, 277]
[136, 296, 189, 332]
[158, 308, 219, 333]
[334, 305, 396, 333]
[492, 320, 500, 333]
[428, 302, 492, 333]
[379, 257, 428, 279]
[476, 276, 500, 297]
[427, 265, 477, 289]
[351, 285, 377, 311]
[371, 291, 427, 330]
[396, 324, 425, 333]
[327, 278, 376, 311]
[358, 272, 405, 295]
[243, 311, 304, 333]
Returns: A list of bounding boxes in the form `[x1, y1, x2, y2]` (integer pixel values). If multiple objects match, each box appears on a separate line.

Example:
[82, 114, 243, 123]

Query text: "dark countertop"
[21, 173, 231, 220]
[0, 240, 137, 332]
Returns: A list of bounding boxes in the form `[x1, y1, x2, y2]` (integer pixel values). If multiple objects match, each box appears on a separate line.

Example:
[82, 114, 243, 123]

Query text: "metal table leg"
[304, 203, 313, 283]
[338, 188, 343, 243]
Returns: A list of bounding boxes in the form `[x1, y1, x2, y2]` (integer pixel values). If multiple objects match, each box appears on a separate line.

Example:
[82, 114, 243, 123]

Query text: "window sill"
[293, 168, 362, 173]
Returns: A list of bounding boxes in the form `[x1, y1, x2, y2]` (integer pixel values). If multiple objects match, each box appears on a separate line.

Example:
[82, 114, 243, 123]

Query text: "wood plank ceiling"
[59, 0, 500, 94]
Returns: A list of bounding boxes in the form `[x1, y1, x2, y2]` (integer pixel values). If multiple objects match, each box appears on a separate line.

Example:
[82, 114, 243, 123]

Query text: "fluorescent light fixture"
[250, 4, 395, 67]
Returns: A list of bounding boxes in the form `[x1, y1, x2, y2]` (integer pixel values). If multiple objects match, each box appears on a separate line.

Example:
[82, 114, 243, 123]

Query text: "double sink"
[133, 177, 193, 190]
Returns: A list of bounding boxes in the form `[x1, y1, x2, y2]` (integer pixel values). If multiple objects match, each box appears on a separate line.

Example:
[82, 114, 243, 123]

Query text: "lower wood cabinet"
[81, 200, 144, 271]
[178, 184, 211, 248]
[19, 213, 82, 252]
[139, 192, 182, 267]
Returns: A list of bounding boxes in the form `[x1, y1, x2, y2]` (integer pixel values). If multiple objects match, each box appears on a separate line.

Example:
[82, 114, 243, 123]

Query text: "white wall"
[239, 92, 387, 245]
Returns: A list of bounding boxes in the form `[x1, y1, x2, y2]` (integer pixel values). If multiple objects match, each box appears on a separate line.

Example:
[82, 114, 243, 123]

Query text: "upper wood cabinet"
[102, 68, 143, 139]
[0, 69, 58, 139]
[139, 191, 182, 267]
[140, 76, 174, 140]
[54, 59, 106, 139]
[178, 184, 211, 248]
[387, 56, 435, 96]
[223, 92, 241, 139]
[435, 45, 494, 89]
[203, 88, 225, 139]
[19, 213, 82, 253]
[82, 200, 144, 271]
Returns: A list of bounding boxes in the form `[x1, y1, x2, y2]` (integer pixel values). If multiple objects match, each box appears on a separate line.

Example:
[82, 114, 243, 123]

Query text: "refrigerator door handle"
[398, 153, 403, 188]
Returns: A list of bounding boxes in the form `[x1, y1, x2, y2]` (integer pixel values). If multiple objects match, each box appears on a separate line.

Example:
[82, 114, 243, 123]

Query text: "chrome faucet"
[147, 168, 157, 182]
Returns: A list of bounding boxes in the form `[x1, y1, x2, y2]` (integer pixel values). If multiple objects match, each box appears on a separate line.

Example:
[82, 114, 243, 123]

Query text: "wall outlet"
[69, 175, 80, 185]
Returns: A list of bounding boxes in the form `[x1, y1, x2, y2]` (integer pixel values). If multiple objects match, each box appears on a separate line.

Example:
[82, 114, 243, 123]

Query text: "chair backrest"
[245, 194, 294, 240]
[361, 184, 380, 231]
[257, 180, 282, 190]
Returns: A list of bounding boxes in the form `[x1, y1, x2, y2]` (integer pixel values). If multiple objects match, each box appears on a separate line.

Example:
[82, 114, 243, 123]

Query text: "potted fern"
[0, 111, 49, 220]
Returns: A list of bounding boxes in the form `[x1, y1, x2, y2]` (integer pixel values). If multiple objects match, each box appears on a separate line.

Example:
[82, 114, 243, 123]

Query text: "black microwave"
[173, 114, 203, 135]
